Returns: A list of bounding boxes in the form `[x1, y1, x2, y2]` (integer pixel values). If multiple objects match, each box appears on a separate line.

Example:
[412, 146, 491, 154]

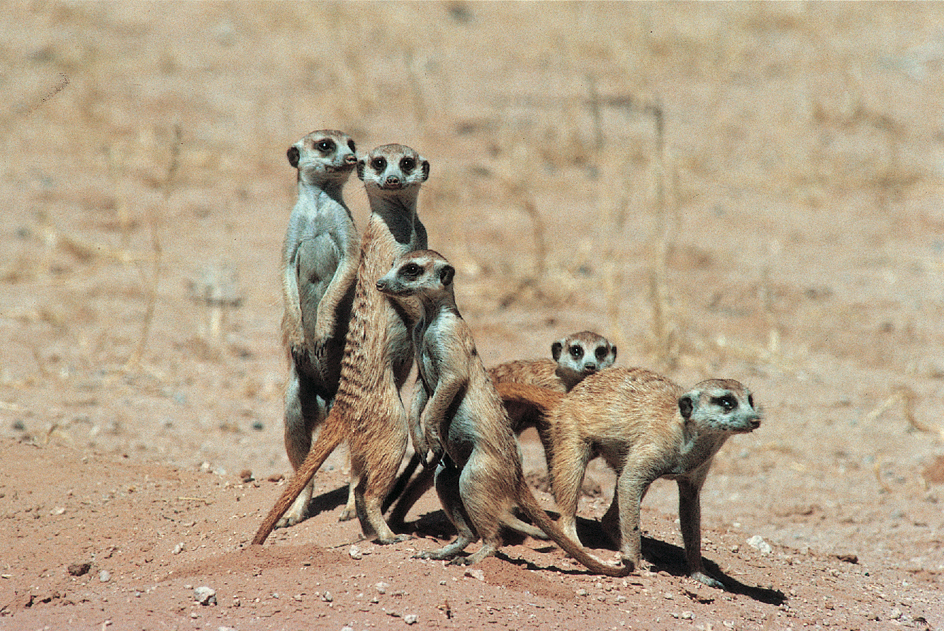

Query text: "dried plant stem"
[125, 125, 179, 369]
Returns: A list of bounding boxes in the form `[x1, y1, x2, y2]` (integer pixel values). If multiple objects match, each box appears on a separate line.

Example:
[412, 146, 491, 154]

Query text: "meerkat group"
[254, 128, 763, 587]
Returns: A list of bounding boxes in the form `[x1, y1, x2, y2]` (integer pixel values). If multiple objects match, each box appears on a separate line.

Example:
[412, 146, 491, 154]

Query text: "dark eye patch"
[317, 139, 335, 152]
[595, 346, 609, 361]
[713, 394, 737, 412]
[569, 345, 583, 359]
[402, 262, 423, 277]
[400, 156, 416, 172]
[371, 156, 387, 171]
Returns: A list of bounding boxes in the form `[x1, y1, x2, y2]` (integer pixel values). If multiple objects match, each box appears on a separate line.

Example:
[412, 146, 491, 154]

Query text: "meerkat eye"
[714, 394, 737, 412]
[569, 345, 584, 360]
[400, 156, 416, 171]
[595, 346, 609, 361]
[371, 156, 387, 171]
[317, 139, 335, 152]
[402, 262, 422, 277]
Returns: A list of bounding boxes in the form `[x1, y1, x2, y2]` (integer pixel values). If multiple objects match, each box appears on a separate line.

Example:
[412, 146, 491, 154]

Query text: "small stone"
[68, 562, 91, 577]
[341, 627, 354, 631]
[404, 614, 418, 625]
[99, 570, 111, 583]
[375, 581, 389, 594]
[464, 568, 485, 581]
[239, 469, 254, 483]
[173, 542, 184, 555]
[576, 588, 589, 597]
[681, 611, 694, 620]
[349, 545, 363, 560]
[322, 591, 333, 602]
[194, 586, 217, 606]
[746, 535, 772, 554]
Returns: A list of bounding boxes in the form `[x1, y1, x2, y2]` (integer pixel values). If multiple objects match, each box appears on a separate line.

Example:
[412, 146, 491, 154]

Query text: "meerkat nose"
[376, 279, 386, 291]
[750, 418, 761, 430]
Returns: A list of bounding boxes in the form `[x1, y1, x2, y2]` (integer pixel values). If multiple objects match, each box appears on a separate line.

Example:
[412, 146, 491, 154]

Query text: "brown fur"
[388, 331, 615, 529]
[504, 367, 761, 588]
[377, 251, 629, 577]
[253, 144, 430, 546]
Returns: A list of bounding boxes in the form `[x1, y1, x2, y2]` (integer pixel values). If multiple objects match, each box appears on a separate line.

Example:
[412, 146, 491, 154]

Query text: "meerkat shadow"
[641, 536, 786, 605]
[305, 485, 351, 518]
[404, 509, 457, 540]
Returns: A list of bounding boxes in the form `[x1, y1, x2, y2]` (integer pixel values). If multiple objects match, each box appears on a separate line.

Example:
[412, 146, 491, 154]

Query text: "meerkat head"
[357, 144, 430, 194]
[678, 379, 761, 434]
[551, 331, 617, 389]
[376, 250, 455, 305]
[287, 129, 358, 186]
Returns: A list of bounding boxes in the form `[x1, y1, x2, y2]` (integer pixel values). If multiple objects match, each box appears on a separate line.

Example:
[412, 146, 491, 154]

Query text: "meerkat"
[278, 129, 361, 529]
[386, 331, 616, 529]
[253, 144, 430, 546]
[502, 368, 761, 588]
[375, 250, 629, 577]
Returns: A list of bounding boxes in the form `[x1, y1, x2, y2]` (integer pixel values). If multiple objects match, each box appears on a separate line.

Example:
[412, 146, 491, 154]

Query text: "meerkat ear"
[439, 263, 455, 287]
[356, 158, 366, 181]
[551, 341, 563, 362]
[420, 159, 430, 182]
[678, 393, 696, 420]
[611, 345, 617, 361]
[287, 146, 300, 168]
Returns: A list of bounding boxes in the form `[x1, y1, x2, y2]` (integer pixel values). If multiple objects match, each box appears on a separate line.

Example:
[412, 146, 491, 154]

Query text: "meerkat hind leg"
[351, 420, 411, 544]
[278, 370, 324, 528]
[415, 462, 478, 560]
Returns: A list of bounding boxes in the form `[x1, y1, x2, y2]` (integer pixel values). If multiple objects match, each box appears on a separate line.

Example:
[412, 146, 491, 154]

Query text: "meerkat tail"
[252, 411, 347, 545]
[515, 478, 630, 577]
[495, 382, 565, 414]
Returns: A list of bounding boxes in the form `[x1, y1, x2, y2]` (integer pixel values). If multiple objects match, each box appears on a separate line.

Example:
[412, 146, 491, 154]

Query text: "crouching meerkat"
[253, 144, 430, 547]
[386, 330, 616, 529]
[502, 369, 761, 588]
[279, 129, 361, 528]
[376, 250, 629, 577]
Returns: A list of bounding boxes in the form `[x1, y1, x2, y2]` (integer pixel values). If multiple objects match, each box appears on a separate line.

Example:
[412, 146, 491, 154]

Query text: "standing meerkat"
[376, 250, 629, 576]
[502, 368, 761, 588]
[253, 144, 430, 546]
[386, 330, 616, 528]
[278, 129, 361, 529]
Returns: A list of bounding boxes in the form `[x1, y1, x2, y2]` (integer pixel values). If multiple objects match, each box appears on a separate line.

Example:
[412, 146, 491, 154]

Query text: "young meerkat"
[502, 369, 761, 588]
[253, 144, 430, 546]
[376, 250, 629, 577]
[386, 330, 616, 529]
[279, 129, 361, 529]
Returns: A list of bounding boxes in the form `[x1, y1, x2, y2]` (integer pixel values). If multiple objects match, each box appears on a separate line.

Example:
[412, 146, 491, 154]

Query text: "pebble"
[194, 586, 217, 606]
[67, 562, 91, 577]
[173, 542, 184, 555]
[404, 614, 418, 625]
[99, 570, 111, 583]
[375, 582, 389, 594]
[322, 591, 334, 602]
[746, 535, 772, 554]
[349, 545, 363, 560]
[464, 568, 485, 581]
